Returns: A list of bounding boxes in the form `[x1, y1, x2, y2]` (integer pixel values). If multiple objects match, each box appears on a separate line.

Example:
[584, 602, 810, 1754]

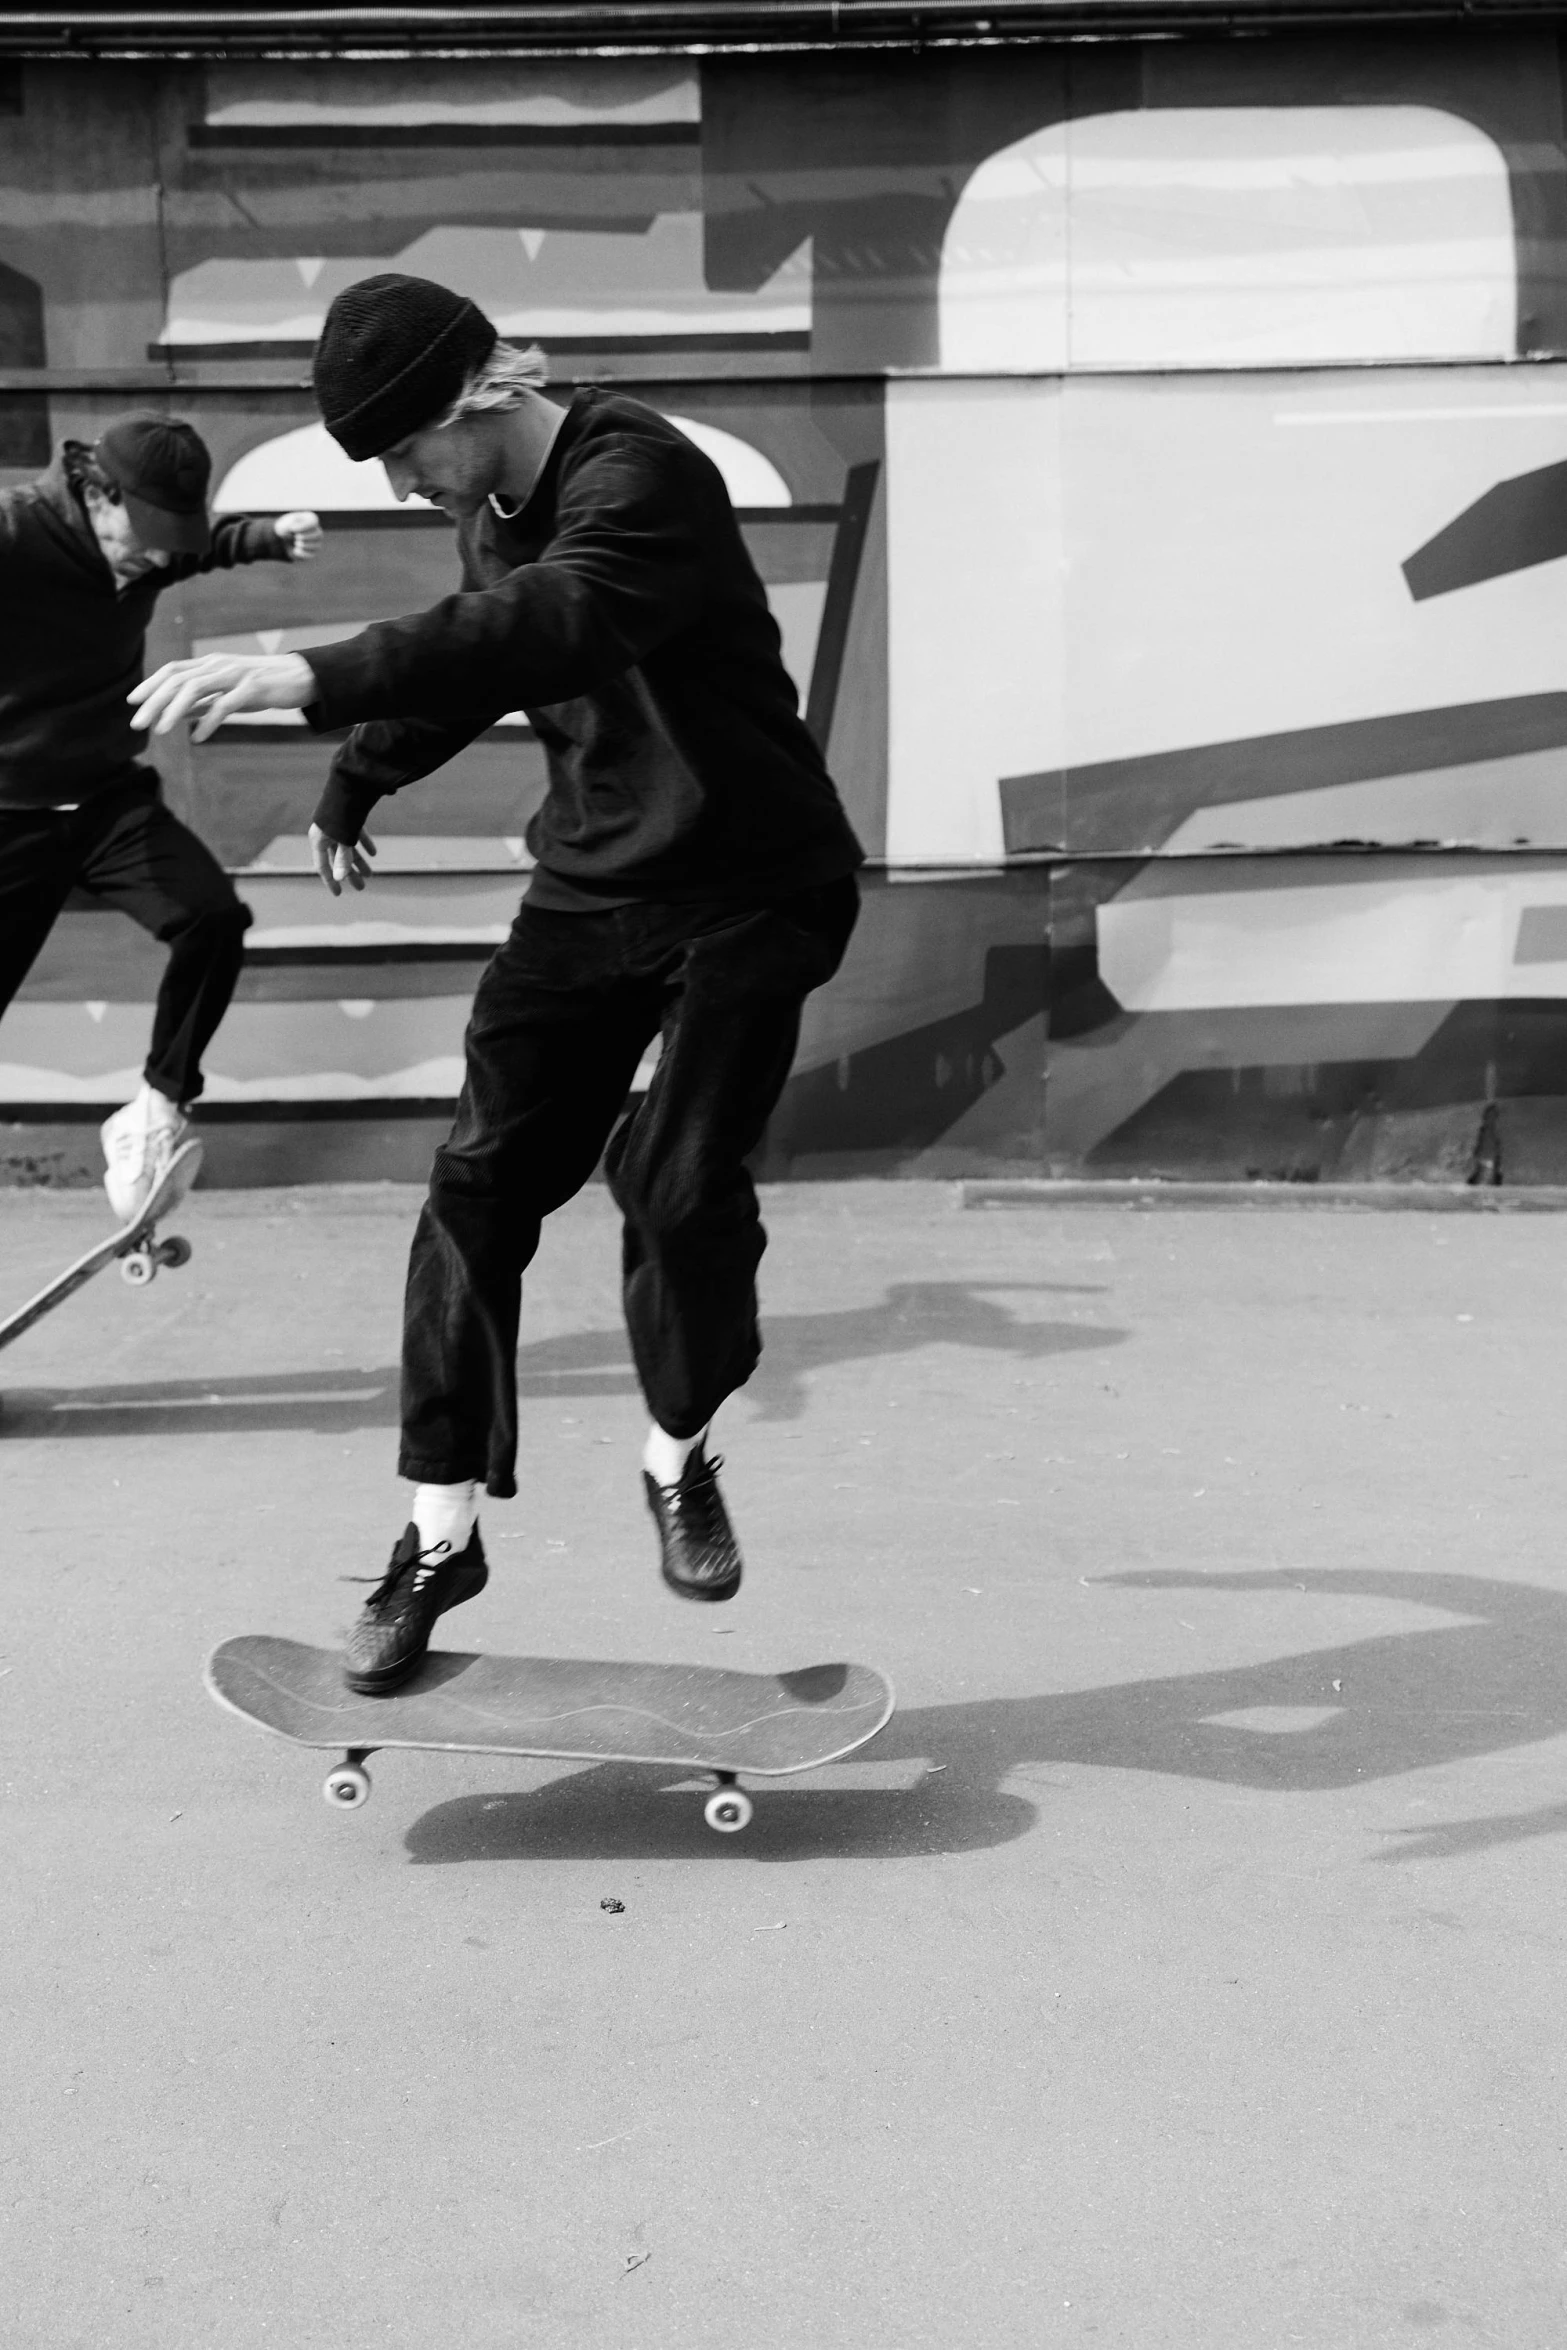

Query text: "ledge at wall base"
[961, 1178, 1567, 1213]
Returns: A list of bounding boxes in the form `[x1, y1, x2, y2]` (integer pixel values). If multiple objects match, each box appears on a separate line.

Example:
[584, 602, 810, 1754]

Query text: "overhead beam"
[7, 0, 1567, 61]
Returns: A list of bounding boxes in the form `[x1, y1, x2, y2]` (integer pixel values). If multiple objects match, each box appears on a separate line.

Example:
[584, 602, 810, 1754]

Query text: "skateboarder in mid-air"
[133, 275, 864, 1694]
[0, 412, 321, 1220]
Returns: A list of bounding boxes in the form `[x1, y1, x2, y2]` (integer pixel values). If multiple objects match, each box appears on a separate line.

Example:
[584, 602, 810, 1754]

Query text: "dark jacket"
[307, 390, 863, 908]
[0, 442, 288, 811]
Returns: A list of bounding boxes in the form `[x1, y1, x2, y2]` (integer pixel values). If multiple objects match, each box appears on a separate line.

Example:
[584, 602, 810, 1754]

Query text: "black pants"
[0, 771, 250, 1104]
[400, 874, 860, 1497]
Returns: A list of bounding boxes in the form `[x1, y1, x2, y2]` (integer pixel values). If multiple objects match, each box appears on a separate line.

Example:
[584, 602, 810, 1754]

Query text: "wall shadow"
[1372, 1800, 1567, 1865]
[405, 1569, 1567, 1868]
[746, 1279, 1118, 1420]
[1, 1279, 1121, 1438]
[513, 1277, 1121, 1424]
[0, 1365, 402, 1439]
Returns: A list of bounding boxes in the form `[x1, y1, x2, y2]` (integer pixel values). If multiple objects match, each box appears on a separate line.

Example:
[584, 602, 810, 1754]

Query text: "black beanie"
[314, 274, 498, 461]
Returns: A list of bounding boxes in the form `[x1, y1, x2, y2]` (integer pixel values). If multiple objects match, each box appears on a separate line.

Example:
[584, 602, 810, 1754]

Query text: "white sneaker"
[101, 1089, 189, 1225]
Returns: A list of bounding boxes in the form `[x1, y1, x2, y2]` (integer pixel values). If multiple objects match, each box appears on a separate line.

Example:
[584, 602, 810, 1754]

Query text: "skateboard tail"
[0, 1138, 203, 1355]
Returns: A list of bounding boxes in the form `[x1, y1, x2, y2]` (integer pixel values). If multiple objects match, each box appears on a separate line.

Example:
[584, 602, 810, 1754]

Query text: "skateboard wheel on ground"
[323, 1762, 372, 1809]
[156, 1235, 192, 1269]
[704, 1786, 753, 1834]
[119, 1251, 155, 1287]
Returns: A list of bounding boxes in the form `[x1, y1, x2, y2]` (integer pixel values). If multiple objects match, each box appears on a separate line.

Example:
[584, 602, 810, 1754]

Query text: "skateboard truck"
[320, 1749, 757, 1833]
[119, 1233, 192, 1287]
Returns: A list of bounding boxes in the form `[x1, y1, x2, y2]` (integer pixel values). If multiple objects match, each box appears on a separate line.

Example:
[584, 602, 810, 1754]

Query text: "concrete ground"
[4, 1180, 1567, 2350]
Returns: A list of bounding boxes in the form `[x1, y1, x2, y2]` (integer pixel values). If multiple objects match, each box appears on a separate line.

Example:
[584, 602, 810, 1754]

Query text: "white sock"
[643, 1424, 707, 1488]
[139, 1083, 183, 1127]
[411, 1480, 479, 1554]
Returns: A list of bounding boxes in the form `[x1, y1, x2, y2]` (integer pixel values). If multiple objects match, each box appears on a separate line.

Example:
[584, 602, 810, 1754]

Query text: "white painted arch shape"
[939, 104, 1519, 371]
[214, 412, 792, 511]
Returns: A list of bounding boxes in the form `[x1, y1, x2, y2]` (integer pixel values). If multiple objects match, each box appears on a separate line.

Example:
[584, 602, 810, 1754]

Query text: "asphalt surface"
[4, 1179, 1566, 2349]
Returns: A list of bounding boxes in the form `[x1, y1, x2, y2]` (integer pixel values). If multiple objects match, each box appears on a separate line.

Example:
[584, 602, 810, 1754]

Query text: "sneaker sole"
[661, 1561, 743, 1604]
[343, 1649, 432, 1697]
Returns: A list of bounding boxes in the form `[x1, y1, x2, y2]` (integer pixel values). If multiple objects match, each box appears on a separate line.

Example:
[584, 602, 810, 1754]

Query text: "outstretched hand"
[275, 509, 324, 561]
[310, 821, 377, 896]
[129, 651, 314, 742]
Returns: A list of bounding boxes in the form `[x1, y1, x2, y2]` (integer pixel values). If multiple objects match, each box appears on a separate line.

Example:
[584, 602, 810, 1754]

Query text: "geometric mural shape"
[942, 106, 1515, 374]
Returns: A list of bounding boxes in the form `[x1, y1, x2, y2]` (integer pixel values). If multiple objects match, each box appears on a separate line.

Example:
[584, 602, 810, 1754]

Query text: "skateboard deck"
[0, 1137, 203, 1357]
[206, 1637, 895, 1832]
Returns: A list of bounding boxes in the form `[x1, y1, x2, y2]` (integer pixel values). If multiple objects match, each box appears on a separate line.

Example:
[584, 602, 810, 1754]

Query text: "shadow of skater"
[1049, 1568, 1567, 1792]
[4, 1279, 1123, 1438]
[403, 1569, 1567, 1868]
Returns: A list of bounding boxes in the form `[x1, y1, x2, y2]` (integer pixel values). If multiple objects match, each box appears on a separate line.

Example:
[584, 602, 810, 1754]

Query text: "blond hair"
[436, 339, 548, 427]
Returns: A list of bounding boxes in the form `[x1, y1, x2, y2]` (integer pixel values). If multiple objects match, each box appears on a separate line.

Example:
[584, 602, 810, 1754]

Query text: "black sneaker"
[343, 1523, 488, 1695]
[642, 1447, 742, 1603]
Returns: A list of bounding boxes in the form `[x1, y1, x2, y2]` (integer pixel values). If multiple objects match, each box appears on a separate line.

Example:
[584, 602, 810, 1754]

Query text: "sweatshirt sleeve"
[300, 433, 706, 730]
[195, 516, 290, 571]
[312, 706, 514, 845]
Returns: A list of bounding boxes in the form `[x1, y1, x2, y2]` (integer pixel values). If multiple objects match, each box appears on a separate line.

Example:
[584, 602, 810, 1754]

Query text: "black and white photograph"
[4, 0, 1567, 2342]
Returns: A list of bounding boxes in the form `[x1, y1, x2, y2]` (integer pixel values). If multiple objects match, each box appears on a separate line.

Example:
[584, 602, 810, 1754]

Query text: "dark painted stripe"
[314, 510, 453, 532]
[806, 459, 879, 752]
[1001, 694, 1567, 857]
[224, 505, 841, 530]
[1404, 459, 1567, 601]
[149, 331, 811, 362]
[187, 120, 701, 149]
[244, 942, 494, 967]
[0, 1099, 458, 1124]
[213, 719, 535, 742]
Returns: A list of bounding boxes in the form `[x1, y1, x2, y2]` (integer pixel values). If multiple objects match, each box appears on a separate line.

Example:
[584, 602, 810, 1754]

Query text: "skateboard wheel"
[323, 1763, 371, 1809]
[703, 1787, 753, 1835]
[119, 1252, 155, 1287]
[157, 1235, 192, 1270]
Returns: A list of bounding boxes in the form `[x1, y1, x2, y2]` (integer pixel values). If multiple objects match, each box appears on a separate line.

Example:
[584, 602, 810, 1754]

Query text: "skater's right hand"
[310, 822, 377, 897]
[130, 651, 313, 740]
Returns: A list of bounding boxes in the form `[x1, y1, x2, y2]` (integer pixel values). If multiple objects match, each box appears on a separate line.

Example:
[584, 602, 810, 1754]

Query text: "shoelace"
[658, 1452, 725, 1501]
[343, 1537, 453, 1604]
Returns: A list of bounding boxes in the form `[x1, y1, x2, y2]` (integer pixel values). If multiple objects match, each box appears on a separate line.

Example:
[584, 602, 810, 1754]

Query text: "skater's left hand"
[275, 510, 323, 562]
[310, 822, 377, 897]
[130, 652, 314, 742]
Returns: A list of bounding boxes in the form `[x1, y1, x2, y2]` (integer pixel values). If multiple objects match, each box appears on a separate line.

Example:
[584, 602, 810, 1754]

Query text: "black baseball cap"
[95, 413, 213, 555]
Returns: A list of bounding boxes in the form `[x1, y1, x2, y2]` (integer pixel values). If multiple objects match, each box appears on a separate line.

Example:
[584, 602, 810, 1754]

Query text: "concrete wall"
[6, 30, 1567, 1182]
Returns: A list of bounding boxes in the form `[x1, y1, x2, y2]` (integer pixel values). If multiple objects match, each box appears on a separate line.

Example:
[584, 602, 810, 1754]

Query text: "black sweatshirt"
[0, 443, 289, 811]
[307, 389, 863, 909]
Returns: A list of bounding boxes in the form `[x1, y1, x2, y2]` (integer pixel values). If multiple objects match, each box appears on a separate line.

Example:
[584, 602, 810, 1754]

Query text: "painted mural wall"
[5, 29, 1567, 1181]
